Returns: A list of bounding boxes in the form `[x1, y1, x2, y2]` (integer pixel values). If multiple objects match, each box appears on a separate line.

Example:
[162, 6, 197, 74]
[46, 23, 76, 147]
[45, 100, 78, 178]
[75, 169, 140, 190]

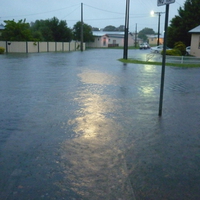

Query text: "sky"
[1, 0, 186, 33]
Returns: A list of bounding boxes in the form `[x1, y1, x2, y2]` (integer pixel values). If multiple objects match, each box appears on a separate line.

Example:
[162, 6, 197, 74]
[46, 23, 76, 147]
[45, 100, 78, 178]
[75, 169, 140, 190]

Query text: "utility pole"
[81, 3, 84, 52]
[134, 23, 137, 48]
[151, 11, 165, 46]
[123, 0, 130, 59]
[157, 12, 161, 46]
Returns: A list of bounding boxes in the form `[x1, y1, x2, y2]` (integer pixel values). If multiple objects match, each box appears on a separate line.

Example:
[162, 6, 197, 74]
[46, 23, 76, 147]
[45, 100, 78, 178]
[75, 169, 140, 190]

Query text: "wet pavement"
[0, 49, 200, 200]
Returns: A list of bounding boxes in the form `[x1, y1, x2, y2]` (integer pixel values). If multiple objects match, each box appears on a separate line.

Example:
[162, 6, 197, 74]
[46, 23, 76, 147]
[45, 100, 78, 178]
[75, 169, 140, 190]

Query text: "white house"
[189, 25, 200, 57]
[86, 31, 134, 48]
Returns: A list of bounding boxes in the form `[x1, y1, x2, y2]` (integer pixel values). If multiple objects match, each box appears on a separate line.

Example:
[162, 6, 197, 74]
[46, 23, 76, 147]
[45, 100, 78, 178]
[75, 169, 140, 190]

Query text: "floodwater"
[0, 49, 200, 200]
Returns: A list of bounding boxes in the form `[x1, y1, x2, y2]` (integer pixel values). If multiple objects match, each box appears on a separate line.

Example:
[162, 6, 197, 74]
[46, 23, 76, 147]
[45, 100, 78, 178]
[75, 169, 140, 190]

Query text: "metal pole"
[135, 23, 137, 47]
[157, 13, 161, 46]
[81, 3, 83, 51]
[123, 0, 130, 59]
[158, 4, 169, 116]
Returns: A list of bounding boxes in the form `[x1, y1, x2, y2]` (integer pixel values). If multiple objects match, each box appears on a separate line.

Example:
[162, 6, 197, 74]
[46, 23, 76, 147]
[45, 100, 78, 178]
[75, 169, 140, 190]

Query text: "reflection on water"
[69, 69, 119, 139]
[59, 68, 136, 199]
[139, 86, 155, 96]
[68, 92, 115, 139]
[143, 65, 157, 73]
[78, 69, 118, 86]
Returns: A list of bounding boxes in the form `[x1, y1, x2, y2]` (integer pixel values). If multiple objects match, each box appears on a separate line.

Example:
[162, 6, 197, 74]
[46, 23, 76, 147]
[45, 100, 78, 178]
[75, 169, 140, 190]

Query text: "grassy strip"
[118, 58, 200, 68]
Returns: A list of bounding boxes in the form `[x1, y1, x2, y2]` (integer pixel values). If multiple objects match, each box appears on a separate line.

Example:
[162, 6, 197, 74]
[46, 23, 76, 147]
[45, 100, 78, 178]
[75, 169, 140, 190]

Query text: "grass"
[86, 46, 139, 50]
[118, 58, 200, 68]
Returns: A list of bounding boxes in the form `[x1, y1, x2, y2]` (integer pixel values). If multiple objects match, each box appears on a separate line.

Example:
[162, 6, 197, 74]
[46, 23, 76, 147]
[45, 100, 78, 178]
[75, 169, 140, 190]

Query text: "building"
[189, 25, 200, 57]
[86, 31, 134, 48]
[147, 34, 163, 46]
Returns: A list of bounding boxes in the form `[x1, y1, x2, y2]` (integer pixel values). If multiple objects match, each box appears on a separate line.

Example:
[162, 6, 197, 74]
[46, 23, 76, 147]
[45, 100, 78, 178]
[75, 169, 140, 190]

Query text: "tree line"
[0, 17, 94, 42]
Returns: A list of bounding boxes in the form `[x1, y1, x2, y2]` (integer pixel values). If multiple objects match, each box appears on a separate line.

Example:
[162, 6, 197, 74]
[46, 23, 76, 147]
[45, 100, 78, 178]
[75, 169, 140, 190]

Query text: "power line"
[84, 4, 124, 15]
[1, 4, 80, 19]
[61, 5, 80, 20]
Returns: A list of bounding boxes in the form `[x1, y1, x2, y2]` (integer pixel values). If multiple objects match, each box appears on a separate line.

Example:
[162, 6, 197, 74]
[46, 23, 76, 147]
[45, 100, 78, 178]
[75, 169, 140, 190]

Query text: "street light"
[151, 11, 165, 46]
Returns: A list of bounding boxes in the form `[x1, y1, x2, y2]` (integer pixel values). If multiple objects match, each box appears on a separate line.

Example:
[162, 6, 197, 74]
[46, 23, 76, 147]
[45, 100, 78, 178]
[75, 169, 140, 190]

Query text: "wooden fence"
[0, 41, 85, 53]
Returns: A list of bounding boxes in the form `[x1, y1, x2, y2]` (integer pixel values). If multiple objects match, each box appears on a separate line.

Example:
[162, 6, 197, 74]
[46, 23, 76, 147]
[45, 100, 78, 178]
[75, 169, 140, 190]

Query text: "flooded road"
[0, 49, 200, 200]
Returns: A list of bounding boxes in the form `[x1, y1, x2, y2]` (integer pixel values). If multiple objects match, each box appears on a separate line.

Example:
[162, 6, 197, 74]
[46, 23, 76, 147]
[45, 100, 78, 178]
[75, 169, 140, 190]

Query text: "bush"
[161, 49, 182, 56]
[174, 41, 186, 55]
[0, 47, 5, 54]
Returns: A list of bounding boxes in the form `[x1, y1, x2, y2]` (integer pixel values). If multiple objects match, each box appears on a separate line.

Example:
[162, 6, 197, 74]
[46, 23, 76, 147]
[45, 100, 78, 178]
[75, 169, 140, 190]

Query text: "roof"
[92, 31, 125, 37]
[189, 25, 200, 33]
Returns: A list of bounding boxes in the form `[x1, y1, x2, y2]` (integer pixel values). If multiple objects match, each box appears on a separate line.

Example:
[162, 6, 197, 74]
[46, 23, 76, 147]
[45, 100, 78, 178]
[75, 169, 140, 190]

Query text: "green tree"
[103, 25, 117, 31]
[117, 25, 125, 31]
[73, 21, 94, 42]
[167, 0, 200, 47]
[1, 19, 33, 41]
[138, 27, 155, 42]
[30, 17, 72, 42]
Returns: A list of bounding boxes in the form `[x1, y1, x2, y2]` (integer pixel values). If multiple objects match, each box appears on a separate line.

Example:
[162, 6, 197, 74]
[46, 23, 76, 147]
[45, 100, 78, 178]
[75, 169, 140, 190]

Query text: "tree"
[1, 19, 33, 41]
[30, 17, 72, 42]
[103, 25, 117, 31]
[138, 27, 155, 42]
[167, 0, 200, 47]
[73, 21, 94, 42]
[117, 25, 125, 31]
[92, 27, 100, 31]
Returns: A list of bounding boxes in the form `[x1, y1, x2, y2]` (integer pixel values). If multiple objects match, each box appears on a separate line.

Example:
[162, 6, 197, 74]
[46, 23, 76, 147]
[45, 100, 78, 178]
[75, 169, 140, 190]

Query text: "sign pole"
[158, 4, 170, 116]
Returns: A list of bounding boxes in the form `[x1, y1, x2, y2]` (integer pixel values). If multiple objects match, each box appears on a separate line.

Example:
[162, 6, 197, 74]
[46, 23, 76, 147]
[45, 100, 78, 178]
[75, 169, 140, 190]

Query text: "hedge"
[0, 47, 5, 54]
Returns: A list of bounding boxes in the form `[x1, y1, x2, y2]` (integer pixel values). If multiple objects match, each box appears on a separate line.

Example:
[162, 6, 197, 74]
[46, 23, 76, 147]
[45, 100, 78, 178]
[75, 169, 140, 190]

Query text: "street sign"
[157, 0, 175, 6]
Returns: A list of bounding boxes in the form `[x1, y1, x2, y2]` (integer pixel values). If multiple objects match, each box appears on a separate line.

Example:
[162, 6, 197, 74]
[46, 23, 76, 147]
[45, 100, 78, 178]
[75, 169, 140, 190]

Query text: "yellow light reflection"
[69, 92, 119, 139]
[66, 70, 119, 139]
[144, 65, 157, 73]
[78, 70, 117, 85]
[139, 86, 154, 95]
[57, 70, 135, 199]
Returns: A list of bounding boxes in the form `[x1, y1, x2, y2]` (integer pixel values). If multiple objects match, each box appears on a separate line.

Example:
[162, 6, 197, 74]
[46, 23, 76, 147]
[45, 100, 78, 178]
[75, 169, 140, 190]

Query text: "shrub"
[0, 47, 5, 54]
[161, 49, 182, 56]
[174, 41, 186, 55]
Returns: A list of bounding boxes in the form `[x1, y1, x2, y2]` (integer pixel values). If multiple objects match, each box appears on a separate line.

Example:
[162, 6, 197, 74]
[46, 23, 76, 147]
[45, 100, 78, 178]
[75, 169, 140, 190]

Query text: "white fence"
[0, 41, 85, 53]
[145, 53, 200, 64]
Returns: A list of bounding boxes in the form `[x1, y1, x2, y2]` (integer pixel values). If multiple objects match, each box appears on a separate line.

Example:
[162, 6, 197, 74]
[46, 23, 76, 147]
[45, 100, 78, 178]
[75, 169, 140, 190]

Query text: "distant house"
[189, 25, 200, 57]
[86, 31, 134, 48]
[147, 34, 163, 46]
[0, 24, 5, 36]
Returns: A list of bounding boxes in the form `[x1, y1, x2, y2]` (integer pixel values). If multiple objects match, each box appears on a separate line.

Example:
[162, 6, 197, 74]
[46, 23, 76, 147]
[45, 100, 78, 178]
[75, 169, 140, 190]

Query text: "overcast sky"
[1, 0, 186, 32]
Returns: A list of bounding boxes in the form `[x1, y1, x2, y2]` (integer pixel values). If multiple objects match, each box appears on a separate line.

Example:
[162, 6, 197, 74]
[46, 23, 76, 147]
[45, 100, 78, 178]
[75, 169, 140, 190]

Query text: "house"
[86, 31, 134, 48]
[0, 24, 5, 36]
[147, 34, 163, 46]
[189, 25, 200, 57]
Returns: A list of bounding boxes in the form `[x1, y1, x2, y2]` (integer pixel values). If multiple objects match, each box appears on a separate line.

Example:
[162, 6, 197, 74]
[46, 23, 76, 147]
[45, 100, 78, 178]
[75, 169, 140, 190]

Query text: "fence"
[145, 53, 200, 64]
[0, 41, 85, 53]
